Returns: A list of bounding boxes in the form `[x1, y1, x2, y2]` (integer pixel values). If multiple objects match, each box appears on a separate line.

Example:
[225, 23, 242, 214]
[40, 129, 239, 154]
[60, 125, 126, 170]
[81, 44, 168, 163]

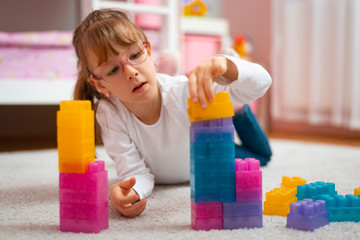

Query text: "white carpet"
[0, 139, 360, 240]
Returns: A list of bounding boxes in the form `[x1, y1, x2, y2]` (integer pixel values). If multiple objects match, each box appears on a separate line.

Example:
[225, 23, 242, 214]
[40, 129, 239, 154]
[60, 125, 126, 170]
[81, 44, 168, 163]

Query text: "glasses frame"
[90, 42, 150, 82]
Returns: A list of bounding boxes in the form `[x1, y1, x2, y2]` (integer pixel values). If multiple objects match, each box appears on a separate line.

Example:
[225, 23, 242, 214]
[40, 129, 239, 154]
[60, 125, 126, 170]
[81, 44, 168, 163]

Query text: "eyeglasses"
[90, 43, 149, 82]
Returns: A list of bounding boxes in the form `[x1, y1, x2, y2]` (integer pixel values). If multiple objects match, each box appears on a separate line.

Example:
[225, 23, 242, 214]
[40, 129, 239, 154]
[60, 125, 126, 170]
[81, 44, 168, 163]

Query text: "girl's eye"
[129, 51, 141, 61]
[107, 66, 120, 76]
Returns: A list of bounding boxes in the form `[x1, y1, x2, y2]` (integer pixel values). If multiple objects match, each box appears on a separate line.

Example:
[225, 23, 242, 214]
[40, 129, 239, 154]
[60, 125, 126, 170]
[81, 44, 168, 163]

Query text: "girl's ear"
[87, 77, 111, 97]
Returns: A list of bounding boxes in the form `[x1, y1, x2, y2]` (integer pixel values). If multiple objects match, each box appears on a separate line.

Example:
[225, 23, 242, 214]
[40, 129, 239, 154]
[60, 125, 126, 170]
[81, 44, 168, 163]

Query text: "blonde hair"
[72, 9, 149, 143]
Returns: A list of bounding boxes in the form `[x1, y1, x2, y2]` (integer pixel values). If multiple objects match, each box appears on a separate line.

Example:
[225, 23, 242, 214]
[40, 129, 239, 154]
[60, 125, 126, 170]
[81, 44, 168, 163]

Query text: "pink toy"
[191, 201, 223, 230]
[235, 158, 262, 202]
[59, 161, 108, 233]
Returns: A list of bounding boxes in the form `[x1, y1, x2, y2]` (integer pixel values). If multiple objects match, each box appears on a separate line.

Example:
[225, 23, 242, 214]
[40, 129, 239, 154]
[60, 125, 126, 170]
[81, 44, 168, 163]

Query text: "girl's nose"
[123, 64, 139, 81]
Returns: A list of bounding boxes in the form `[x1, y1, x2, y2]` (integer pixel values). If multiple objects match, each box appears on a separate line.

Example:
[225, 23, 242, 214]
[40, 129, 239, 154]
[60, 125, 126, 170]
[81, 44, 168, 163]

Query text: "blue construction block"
[318, 194, 360, 222]
[190, 172, 235, 189]
[287, 199, 329, 232]
[296, 182, 337, 201]
[191, 184, 236, 203]
[191, 157, 235, 174]
[190, 142, 235, 159]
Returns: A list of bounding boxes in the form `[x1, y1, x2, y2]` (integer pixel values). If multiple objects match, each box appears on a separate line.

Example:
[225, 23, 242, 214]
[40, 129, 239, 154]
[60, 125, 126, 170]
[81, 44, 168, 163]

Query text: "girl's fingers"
[117, 199, 147, 218]
[118, 176, 136, 190]
[188, 72, 198, 103]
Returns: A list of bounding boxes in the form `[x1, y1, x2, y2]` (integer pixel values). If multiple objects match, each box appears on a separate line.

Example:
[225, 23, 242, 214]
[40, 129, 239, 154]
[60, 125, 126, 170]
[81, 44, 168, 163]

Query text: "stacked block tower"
[188, 92, 263, 230]
[57, 100, 108, 233]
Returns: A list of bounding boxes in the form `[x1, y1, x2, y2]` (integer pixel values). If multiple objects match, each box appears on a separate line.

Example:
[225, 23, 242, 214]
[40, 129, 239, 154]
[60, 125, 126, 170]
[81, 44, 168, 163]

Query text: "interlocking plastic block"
[190, 117, 234, 142]
[191, 174, 236, 203]
[281, 176, 306, 189]
[355, 187, 360, 197]
[318, 194, 360, 222]
[59, 161, 108, 233]
[286, 199, 329, 232]
[235, 158, 262, 202]
[57, 100, 95, 173]
[191, 142, 235, 159]
[263, 176, 306, 216]
[264, 188, 297, 216]
[223, 201, 263, 229]
[191, 201, 223, 230]
[188, 92, 234, 122]
[296, 182, 337, 201]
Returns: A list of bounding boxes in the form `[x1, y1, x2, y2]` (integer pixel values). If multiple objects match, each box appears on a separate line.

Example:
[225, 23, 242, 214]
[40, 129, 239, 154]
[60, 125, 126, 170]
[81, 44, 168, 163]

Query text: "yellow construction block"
[57, 100, 95, 174]
[355, 187, 360, 197]
[187, 92, 234, 122]
[263, 176, 306, 217]
[280, 176, 307, 189]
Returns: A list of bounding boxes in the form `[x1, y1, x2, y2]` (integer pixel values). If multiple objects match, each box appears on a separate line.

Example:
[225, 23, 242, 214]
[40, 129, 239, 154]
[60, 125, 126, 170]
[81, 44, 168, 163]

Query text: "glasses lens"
[102, 63, 122, 82]
[128, 45, 148, 65]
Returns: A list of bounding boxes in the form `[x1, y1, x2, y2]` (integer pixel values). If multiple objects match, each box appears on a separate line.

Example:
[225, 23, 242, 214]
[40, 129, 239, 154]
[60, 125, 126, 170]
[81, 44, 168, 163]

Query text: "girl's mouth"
[133, 82, 146, 92]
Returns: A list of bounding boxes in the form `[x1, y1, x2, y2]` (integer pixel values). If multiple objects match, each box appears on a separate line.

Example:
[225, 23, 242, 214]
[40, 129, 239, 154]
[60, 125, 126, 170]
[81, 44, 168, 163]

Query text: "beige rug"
[0, 139, 359, 240]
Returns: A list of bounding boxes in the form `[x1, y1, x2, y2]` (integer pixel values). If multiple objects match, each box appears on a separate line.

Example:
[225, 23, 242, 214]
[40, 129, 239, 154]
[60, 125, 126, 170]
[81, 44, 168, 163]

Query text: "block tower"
[188, 92, 263, 230]
[57, 100, 108, 233]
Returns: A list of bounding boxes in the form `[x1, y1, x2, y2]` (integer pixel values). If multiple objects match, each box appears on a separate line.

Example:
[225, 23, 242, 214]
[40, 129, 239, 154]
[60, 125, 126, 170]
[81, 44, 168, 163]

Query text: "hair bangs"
[82, 18, 148, 67]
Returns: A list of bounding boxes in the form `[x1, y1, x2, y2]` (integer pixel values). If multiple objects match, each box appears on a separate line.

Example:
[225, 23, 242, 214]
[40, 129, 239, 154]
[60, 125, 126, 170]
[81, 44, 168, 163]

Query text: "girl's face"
[87, 43, 159, 108]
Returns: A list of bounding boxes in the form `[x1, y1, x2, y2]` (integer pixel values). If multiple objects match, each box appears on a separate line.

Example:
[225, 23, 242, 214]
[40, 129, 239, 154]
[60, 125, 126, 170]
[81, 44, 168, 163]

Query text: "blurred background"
[0, 0, 359, 151]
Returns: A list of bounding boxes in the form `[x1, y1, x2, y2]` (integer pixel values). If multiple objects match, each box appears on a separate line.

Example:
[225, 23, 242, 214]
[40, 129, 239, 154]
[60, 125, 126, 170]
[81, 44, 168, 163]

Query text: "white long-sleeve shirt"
[96, 56, 271, 199]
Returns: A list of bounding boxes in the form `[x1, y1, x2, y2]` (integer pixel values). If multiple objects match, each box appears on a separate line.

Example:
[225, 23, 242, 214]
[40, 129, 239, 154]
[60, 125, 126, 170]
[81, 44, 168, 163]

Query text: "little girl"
[72, 9, 272, 218]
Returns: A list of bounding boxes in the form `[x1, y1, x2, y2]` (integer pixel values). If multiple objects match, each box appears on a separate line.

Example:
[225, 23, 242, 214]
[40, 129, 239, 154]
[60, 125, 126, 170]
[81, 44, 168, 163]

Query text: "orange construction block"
[263, 176, 306, 217]
[57, 100, 95, 174]
[355, 187, 360, 197]
[187, 92, 234, 122]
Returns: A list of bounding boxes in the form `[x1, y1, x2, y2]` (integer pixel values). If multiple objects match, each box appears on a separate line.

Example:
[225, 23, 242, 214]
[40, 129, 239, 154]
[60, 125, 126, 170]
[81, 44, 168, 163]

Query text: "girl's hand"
[188, 56, 228, 108]
[109, 177, 147, 218]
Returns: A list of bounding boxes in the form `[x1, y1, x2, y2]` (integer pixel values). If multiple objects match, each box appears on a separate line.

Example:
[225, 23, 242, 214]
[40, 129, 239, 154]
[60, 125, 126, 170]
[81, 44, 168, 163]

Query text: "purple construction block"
[191, 201, 223, 230]
[223, 215, 263, 229]
[223, 201, 263, 229]
[235, 158, 262, 202]
[287, 199, 329, 231]
[59, 161, 108, 233]
[191, 117, 233, 127]
[223, 201, 263, 217]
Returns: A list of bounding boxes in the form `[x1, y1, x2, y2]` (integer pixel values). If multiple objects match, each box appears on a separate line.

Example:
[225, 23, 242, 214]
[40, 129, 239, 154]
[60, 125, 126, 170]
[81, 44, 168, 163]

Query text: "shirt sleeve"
[96, 101, 155, 199]
[214, 55, 272, 104]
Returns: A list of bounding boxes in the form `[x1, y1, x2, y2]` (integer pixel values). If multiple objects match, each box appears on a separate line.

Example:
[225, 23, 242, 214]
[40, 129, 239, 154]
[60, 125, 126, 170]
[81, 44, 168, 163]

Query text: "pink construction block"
[191, 201, 223, 230]
[59, 161, 108, 233]
[235, 158, 262, 202]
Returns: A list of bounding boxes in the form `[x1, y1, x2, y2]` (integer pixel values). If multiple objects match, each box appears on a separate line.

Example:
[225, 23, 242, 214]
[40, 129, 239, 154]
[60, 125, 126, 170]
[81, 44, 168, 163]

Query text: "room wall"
[223, 0, 271, 71]
[0, 0, 79, 31]
[223, 0, 272, 129]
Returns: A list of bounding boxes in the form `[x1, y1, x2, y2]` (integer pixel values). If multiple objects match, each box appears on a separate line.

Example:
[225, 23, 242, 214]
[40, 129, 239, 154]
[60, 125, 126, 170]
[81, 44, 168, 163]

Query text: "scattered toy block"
[355, 187, 360, 197]
[318, 194, 360, 222]
[264, 176, 306, 217]
[296, 182, 337, 201]
[287, 199, 329, 231]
